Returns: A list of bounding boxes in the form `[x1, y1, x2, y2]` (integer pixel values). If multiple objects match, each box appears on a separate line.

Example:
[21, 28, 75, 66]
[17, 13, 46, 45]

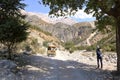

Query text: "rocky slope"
[22, 10, 98, 45]
[21, 10, 114, 47]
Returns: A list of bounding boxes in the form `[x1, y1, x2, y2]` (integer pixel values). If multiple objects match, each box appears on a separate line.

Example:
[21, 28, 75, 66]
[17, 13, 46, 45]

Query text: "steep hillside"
[52, 22, 78, 42]
[73, 22, 95, 46]
[28, 28, 60, 43]
[22, 10, 97, 43]
[21, 10, 116, 50]
[74, 21, 96, 28]
[24, 11, 96, 44]
[18, 26, 60, 54]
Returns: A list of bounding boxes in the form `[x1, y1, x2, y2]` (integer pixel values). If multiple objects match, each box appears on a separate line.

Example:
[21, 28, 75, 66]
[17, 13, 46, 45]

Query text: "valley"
[0, 10, 117, 80]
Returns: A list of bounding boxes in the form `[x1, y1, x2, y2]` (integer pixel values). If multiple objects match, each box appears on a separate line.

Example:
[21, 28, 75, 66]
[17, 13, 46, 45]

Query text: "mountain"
[52, 22, 78, 42]
[22, 10, 98, 45]
[21, 10, 115, 50]
[21, 10, 77, 25]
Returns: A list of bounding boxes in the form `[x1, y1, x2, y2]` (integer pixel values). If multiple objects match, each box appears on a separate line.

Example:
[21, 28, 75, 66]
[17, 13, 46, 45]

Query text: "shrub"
[43, 41, 49, 47]
[86, 45, 96, 51]
[64, 41, 74, 50]
[75, 46, 87, 50]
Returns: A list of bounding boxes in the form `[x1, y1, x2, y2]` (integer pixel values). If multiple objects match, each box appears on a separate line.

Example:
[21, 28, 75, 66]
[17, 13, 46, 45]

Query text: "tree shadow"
[15, 54, 113, 80]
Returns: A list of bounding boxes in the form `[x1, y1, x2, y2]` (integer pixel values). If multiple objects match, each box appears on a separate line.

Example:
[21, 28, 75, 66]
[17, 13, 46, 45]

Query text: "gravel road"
[16, 50, 114, 80]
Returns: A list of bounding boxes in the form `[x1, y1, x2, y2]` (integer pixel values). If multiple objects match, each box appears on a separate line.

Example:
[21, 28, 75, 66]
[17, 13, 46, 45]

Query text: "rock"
[23, 51, 32, 55]
[89, 57, 94, 61]
[104, 56, 109, 62]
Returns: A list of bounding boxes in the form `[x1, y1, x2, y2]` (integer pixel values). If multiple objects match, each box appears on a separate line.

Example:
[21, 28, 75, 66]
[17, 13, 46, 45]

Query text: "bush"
[69, 47, 77, 53]
[64, 41, 77, 53]
[86, 45, 96, 51]
[64, 41, 74, 50]
[75, 46, 87, 50]
[43, 41, 49, 47]
[103, 44, 116, 52]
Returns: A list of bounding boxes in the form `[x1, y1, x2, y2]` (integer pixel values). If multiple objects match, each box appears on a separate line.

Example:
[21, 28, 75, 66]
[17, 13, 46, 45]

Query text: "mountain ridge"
[21, 10, 77, 25]
[22, 10, 110, 47]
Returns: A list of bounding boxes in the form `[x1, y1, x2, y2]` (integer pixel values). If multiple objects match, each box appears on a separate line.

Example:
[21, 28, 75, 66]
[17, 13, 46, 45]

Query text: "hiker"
[96, 45, 103, 68]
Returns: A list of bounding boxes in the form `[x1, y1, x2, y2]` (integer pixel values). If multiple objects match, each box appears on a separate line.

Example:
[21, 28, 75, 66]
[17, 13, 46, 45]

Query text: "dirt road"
[17, 50, 113, 80]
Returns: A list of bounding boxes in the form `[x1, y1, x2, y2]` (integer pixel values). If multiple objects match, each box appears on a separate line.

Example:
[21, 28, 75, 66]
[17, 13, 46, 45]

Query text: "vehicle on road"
[47, 45, 56, 57]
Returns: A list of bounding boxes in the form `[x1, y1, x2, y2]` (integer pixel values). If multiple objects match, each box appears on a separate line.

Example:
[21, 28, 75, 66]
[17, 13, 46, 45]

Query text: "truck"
[47, 45, 57, 57]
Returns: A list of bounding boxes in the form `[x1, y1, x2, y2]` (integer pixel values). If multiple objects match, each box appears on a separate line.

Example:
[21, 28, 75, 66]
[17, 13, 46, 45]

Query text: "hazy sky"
[23, 0, 96, 22]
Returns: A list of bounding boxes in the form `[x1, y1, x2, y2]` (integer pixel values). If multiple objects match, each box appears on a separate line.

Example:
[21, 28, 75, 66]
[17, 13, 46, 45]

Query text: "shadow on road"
[15, 54, 112, 80]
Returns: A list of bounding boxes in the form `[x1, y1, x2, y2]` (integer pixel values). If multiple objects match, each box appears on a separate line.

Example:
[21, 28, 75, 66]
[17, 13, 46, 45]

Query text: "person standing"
[96, 45, 103, 69]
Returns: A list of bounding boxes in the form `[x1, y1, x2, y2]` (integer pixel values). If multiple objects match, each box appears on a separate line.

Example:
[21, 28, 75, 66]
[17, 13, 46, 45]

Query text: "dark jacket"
[96, 48, 102, 58]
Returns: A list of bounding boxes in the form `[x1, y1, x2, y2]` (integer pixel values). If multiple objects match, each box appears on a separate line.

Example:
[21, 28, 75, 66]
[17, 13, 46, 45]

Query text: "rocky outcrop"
[51, 22, 78, 42]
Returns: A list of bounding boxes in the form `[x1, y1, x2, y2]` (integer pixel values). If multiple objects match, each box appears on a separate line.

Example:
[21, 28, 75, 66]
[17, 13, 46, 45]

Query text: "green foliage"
[64, 41, 74, 50]
[40, 0, 84, 17]
[68, 47, 77, 53]
[0, 18, 29, 43]
[0, 0, 28, 59]
[0, 17, 29, 59]
[86, 45, 96, 51]
[43, 41, 49, 47]
[64, 41, 77, 53]
[75, 46, 87, 50]
[75, 45, 96, 51]
[95, 16, 116, 31]
[0, 0, 26, 23]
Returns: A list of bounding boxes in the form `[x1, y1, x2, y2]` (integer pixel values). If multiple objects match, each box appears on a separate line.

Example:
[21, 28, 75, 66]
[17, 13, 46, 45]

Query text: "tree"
[0, 0, 29, 59]
[40, 0, 120, 72]
[0, 17, 28, 59]
[0, 0, 26, 22]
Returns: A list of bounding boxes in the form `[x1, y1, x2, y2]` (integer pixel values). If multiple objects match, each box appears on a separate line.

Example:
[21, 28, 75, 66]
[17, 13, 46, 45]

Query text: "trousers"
[97, 57, 103, 68]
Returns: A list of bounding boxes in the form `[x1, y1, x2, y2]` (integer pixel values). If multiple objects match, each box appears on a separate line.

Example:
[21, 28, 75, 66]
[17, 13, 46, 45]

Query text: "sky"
[22, 0, 96, 22]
